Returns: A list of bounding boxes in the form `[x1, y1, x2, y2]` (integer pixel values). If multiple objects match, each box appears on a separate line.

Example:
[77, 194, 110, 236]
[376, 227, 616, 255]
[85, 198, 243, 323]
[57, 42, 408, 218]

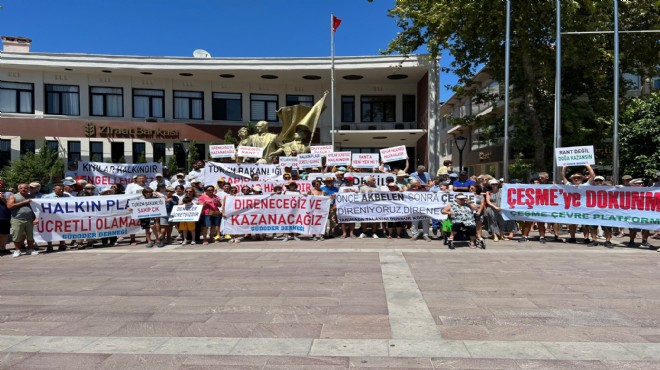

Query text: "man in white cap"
[149, 172, 170, 191]
[627, 178, 654, 249]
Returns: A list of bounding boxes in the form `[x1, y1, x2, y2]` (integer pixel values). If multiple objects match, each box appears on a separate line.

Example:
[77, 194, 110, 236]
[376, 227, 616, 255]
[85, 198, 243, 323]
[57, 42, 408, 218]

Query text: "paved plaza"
[1, 236, 659, 369]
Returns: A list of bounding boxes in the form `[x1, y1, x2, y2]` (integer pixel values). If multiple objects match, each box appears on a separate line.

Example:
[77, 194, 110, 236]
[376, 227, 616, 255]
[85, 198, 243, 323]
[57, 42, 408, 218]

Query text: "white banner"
[237, 145, 264, 159]
[555, 145, 595, 167]
[209, 144, 236, 159]
[297, 153, 322, 168]
[351, 153, 379, 169]
[30, 194, 144, 243]
[129, 197, 167, 219]
[204, 162, 283, 185]
[307, 172, 394, 187]
[380, 145, 408, 163]
[326, 152, 352, 166]
[77, 161, 162, 186]
[502, 184, 660, 230]
[335, 191, 475, 223]
[222, 194, 331, 235]
[169, 205, 204, 222]
[310, 145, 334, 156]
[279, 156, 299, 169]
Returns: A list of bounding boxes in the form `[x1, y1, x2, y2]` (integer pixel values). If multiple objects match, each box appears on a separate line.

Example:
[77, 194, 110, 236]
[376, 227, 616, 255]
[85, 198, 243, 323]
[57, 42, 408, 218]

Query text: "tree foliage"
[0, 147, 64, 188]
[379, 0, 660, 171]
[619, 92, 660, 180]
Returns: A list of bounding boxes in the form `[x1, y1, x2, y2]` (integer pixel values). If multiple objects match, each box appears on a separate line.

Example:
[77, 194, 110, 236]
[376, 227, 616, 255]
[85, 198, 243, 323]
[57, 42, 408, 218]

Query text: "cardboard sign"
[128, 197, 167, 219]
[204, 162, 282, 184]
[279, 156, 299, 169]
[310, 145, 334, 156]
[326, 152, 352, 166]
[297, 153, 322, 168]
[351, 153, 379, 169]
[237, 145, 264, 159]
[380, 145, 408, 163]
[209, 144, 235, 159]
[555, 145, 595, 167]
[169, 205, 203, 222]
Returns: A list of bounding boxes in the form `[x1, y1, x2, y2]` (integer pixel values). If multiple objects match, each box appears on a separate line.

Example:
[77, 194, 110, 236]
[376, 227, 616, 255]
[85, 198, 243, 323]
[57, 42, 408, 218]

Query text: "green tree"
[166, 155, 178, 174]
[379, 0, 660, 170]
[187, 140, 199, 171]
[0, 147, 64, 188]
[224, 129, 238, 145]
[619, 92, 660, 180]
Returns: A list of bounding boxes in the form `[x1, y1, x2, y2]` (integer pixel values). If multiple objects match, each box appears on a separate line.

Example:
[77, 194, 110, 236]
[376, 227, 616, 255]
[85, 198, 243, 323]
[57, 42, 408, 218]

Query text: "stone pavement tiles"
[0, 237, 659, 368]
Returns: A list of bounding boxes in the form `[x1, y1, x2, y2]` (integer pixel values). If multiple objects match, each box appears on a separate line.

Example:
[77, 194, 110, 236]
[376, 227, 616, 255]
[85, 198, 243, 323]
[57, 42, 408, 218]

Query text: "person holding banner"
[410, 165, 432, 187]
[627, 179, 654, 249]
[44, 185, 71, 252]
[282, 181, 302, 241]
[198, 185, 222, 245]
[138, 188, 162, 248]
[178, 196, 197, 245]
[308, 180, 327, 241]
[7, 184, 39, 258]
[321, 177, 339, 238]
[561, 165, 593, 243]
[485, 180, 514, 242]
[358, 176, 381, 239]
[160, 187, 179, 244]
[407, 179, 432, 241]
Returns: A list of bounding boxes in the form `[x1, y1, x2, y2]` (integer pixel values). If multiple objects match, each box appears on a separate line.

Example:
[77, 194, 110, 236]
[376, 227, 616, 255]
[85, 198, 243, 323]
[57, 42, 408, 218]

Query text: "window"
[45, 84, 80, 115]
[68, 141, 81, 163]
[212, 92, 242, 121]
[0, 81, 33, 113]
[286, 95, 314, 107]
[20, 140, 35, 155]
[250, 94, 278, 122]
[111, 142, 124, 163]
[132, 142, 146, 163]
[0, 139, 10, 167]
[45, 140, 59, 153]
[153, 143, 166, 163]
[361, 96, 395, 122]
[402, 95, 415, 122]
[174, 90, 203, 120]
[90, 86, 123, 117]
[341, 96, 355, 122]
[90, 141, 104, 162]
[133, 89, 164, 118]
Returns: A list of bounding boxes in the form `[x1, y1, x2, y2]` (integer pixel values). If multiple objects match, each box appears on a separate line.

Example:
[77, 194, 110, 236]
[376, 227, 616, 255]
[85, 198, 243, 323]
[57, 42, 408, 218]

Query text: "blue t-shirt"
[452, 178, 476, 189]
[321, 185, 339, 196]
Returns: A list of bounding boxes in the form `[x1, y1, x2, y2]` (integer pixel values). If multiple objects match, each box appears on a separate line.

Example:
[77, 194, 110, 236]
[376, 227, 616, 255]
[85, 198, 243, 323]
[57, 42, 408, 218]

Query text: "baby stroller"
[445, 219, 486, 250]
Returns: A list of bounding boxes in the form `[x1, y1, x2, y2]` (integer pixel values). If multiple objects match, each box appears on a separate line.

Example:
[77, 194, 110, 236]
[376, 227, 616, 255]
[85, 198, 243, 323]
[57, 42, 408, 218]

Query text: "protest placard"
[297, 153, 322, 168]
[209, 144, 235, 159]
[204, 162, 282, 184]
[240, 180, 312, 194]
[351, 153, 379, 169]
[326, 152, 352, 166]
[310, 145, 334, 156]
[335, 191, 473, 223]
[502, 184, 660, 230]
[77, 161, 162, 186]
[237, 145, 264, 159]
[279, 156, 299, 169]
[221, 194, 330, 235]
[380, 145, 408, 163]
[169, 205, 204, 222]
[30, 194, 144, 243]
[555, 145, 595, 167]
[129, 197, 167, 219]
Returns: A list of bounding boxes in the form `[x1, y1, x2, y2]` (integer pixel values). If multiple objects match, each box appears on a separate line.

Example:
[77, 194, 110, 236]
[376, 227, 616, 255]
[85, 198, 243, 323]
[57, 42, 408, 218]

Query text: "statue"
[246, 121, 281, 161]
[237, 127, 250, 147]
[270, 130, 310, 157]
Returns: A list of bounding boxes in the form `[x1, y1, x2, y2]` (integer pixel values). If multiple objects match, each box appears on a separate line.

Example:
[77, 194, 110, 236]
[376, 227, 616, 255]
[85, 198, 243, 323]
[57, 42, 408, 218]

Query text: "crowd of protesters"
[2, 158, 660, 258]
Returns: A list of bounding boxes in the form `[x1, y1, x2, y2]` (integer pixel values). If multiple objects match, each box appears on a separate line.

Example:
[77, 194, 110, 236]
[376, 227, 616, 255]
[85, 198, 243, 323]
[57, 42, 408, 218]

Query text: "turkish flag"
[332, 16, 342, 32]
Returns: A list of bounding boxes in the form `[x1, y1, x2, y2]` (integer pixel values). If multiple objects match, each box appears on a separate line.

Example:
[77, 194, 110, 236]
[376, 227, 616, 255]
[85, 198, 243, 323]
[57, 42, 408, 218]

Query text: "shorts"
[588, 225, 612, 232]
[202, 215, 221, 227]
[178, 222, 195, 232]
[0, 219, 10, 234]
[159, 217, 170, 226]
[140, 218, 156, 230]
[10, 218, 34, 243]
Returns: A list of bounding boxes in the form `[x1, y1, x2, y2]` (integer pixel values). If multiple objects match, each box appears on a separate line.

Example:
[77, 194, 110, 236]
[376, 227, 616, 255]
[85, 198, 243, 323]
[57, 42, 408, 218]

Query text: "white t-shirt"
[125, 183, 145, 195]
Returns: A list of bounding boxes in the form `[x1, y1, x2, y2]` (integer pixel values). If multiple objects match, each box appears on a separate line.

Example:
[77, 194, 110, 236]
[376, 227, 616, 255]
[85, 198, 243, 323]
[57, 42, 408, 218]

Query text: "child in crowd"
[178, 196, 196, 245]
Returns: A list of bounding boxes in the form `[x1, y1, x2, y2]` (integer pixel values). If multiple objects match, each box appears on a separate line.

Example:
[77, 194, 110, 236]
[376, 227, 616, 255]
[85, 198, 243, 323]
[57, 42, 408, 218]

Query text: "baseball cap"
[385, 176, 395, 183]
[84, 184, 96, 189]
[622, 175, 632, 180]
[594, 176, 605, 181]
[345, 175, 355, 181]
[456, 194, 468, 199]
[176, 173, 185, 178]
[335, 171, 345, 175]
[338, 166, 347, 171]
[629, 178, 644, 185]
[28, 182, 41, 188]
[449, 173, 459, 178]
[459, 171, 468, 175]
[165, 186, 175, 192]
[155, 173, 163, 177]
[488, 179, 499, 185]
[62, 180, 75, 186]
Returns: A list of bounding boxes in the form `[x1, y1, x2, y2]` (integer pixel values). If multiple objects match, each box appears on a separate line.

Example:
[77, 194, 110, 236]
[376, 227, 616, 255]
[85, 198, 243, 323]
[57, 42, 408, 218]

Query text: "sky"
[0, 0, 458, 101]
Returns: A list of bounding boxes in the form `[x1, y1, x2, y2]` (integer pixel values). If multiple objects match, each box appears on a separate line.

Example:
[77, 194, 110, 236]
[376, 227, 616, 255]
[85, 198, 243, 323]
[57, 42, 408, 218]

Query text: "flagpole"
[330, 13, 336, 149]
[553, 0, 562, 184]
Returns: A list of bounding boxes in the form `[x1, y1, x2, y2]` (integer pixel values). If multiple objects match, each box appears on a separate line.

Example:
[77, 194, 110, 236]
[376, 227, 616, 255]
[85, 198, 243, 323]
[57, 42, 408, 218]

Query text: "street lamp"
[181, 138, 190, 172]
[454, 135, 467, 173]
